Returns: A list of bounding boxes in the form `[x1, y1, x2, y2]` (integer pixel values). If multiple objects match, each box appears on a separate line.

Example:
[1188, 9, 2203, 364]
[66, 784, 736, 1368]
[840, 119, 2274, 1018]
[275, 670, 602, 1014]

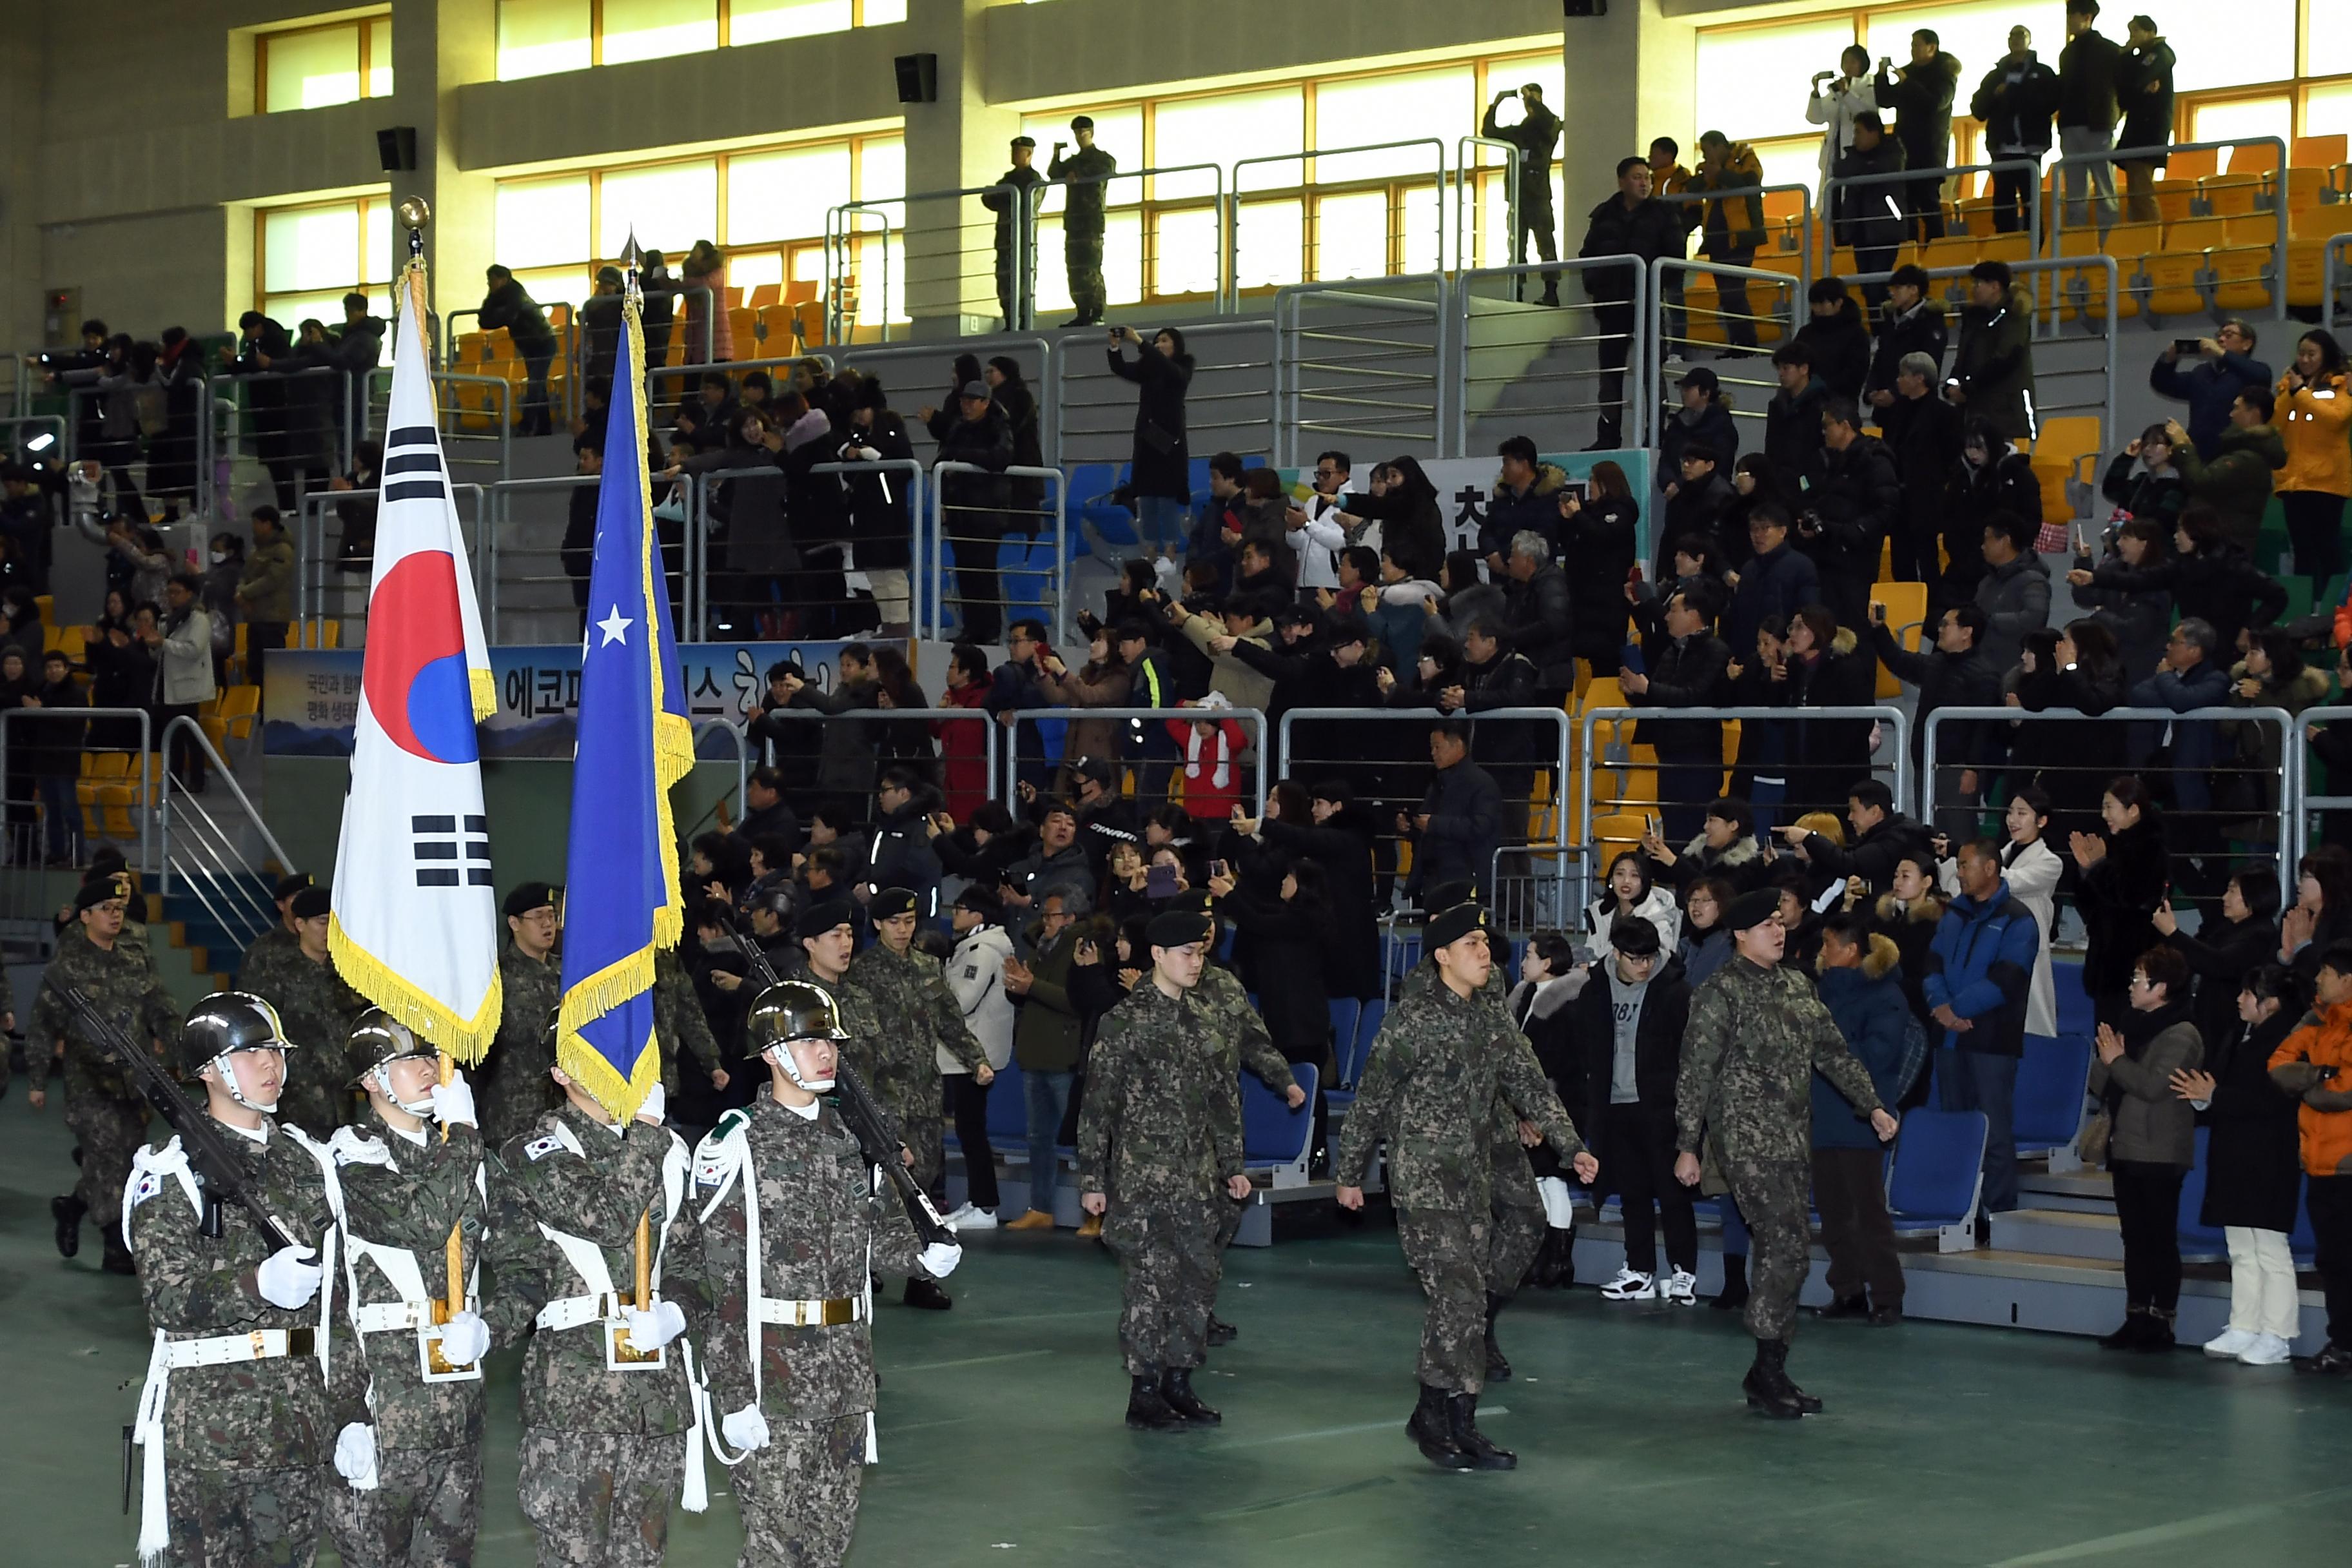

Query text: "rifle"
[46, 980, 302, 1253]
[717, 915, 956, 1246]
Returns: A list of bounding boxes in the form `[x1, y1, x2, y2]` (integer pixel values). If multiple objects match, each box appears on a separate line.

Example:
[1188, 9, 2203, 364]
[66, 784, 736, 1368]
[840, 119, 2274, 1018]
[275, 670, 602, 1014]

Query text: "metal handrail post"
[1822, 158, 2044, 259]
[157, 715, 297, 897]
[1925, 703, 2295, 907]
[1656, 181, 1817, 286]
[2047, 137, 2288, 314]
[2325, 236, 2352, 331]
[2289, 707, 2352, 870]
[1279, 705, 1569, 845]
[689, 720, 750, 828]
[0, 707, 155, 872]
[1455, 257, 1674, 455]
[1013, 705, 1266, 816]
[1453, 137, 1523, 275]
[810, 458, 926, 635]
[926, 461, 958, 643]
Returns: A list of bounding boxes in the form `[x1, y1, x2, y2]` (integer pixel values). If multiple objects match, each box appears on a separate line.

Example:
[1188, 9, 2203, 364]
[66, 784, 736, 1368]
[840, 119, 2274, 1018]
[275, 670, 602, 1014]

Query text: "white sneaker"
[949, 1205, 999, 1232]
[2203, 1327, 2258, 1358]
[1598, 1268, 1657, 1300]
[1661, 1268, 1699, 1305]
[2237, 1333, 2293, 1366]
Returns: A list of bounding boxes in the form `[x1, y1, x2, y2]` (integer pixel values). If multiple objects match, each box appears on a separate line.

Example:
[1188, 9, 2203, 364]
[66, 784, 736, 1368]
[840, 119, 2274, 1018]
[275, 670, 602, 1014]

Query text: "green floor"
[9, 1090, 2352, 1568]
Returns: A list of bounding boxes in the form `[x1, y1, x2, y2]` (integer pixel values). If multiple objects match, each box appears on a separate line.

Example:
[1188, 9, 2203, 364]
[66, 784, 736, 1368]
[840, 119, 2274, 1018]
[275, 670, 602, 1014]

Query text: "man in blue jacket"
[1812, 914, 1922, 1324]
[1400, 719, 1502, 905]
[2126, 616, 2229, 850]
[1922, 837, 2043, 1223]
[1725, 504, 1822, 657]
[2148, 323, 2271, 462]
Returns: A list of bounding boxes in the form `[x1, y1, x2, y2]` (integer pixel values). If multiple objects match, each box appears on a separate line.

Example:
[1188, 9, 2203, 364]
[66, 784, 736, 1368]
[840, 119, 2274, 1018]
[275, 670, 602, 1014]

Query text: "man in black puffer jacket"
[1494, 532, 1576, 698]
[1798, 398, 1901, 635]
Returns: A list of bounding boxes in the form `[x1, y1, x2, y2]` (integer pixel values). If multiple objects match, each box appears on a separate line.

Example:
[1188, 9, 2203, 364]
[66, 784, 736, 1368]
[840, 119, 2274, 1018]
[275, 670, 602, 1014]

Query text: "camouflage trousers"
[733, 1413, 867, 1567]
[164, 1460, 322, 1567]
[517, 1426, 678, 1568]
[66, 1088, 146, 1231]
[323, 1440, 480, 1567]
[1724, 1155, 1812, 1344]
[1102, 1196, 1222, 1376]
[901, 1110, 945, 1200]
[1487, 1149, 1547, 1307]
[1395, 1206, 1491, 1395]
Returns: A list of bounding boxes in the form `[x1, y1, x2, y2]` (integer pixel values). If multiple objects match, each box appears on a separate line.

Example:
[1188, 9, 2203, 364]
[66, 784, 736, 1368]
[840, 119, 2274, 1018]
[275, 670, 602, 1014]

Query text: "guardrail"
[1053, 318, 1279, 470]
[0, 412, 66, 462]
[155, 717, 292, 955]
[743, 706, 996, 823]
[297, 482, 489, 633]
[2048, 137, 2289, 317]
[1275, 273, 1448, 464]
[1453, 136, 1523, 277]
[1006, 705, 1266, 818]
[691, 718, 753, 831]
[1455, 254, 1653, 457]
[810, 458, 928, 636]
[1645, 255, 1803, 453]
[2289, 707, 2347, 872]
[1656, 180, 1818, 280]
[0, 707, 155, 872]
[1925, 703, 2296, 908]
[928, 462, 1067, 643]
[1231, 139, 1448, 302]
[1031, 162, 1228, 315]
[1822, 157, 2044, 260]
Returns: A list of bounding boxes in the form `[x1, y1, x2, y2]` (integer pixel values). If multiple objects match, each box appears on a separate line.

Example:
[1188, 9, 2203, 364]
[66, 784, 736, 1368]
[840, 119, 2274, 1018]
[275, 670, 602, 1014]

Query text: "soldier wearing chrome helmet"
[323, 1009, 496, 1567]
[123, 990, 351, 1567]
[689, 978, 961, 1564]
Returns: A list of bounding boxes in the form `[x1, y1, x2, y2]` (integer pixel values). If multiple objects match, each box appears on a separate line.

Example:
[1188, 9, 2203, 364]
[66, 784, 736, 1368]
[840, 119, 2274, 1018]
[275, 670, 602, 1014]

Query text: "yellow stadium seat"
[217, 684, 262, 742]
[76, 750, 130, 839]
[2286, 168, 2332, 215]
[754, 304, 801, 357]
[2213, 216, 2283, 313]
[56, 625, 86, 663]
[1868, 582, 1928, 698]
[2145, 217, 2222, 318]
[725, 308, 756, 360]
[2286, 235, 2337, 312]
[2166, 147, 2219, 182]
[2294, 135, 2348, 172]
[35, 593, 53, 625]
[745, 282, 782, 309]
[2029, 416, 2101, 526]
[1579, 678, 1628, 752]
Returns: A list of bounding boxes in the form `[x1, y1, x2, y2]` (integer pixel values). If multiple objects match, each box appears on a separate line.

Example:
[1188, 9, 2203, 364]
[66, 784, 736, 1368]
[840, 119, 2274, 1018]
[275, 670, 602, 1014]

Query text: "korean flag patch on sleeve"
[130, 1172, 164, 1209]
[522, 1135, 565, 1162]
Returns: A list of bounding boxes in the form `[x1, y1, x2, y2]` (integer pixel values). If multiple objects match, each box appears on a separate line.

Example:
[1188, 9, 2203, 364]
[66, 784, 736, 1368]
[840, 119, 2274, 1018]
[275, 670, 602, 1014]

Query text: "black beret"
[273, 872, 313, 903]
[1145, 910, 1213, 951]
[290, 887, 333, 921]
[869, 887, 918, 921]
[75, 873, 132, 913]
[1172, 888, 1218, 917]
[503, 881, 558, 919]
[1723, 888, 1783, 934]
[1608, 916, 1661, 957]
[1424, 901, 1489, 954]
[794, 900, 856, 941]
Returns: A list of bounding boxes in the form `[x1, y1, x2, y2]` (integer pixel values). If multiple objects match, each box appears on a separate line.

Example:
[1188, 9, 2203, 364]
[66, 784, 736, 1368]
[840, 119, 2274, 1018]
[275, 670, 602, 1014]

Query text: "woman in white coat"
[1586, 849, 1683, 958]
[1807, 45, 1879, 193]
[944, 887, 1018, 1228]
[1942, 786, 2064, 1037]
[148, 571, 217, 792]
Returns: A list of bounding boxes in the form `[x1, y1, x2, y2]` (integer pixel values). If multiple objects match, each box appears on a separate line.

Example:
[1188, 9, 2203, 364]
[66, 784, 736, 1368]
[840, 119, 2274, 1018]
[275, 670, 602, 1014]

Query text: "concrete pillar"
[1556, 0, 1697, 235]
[387, 1, 499, 348]
[901, 0, 1021, 334]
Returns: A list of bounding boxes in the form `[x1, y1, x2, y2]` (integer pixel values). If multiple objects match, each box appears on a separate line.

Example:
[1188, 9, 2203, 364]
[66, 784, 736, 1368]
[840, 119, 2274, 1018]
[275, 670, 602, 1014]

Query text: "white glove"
[720, 1402, 772, 1453]
[255, 1245, 324, 1309]
[429, 1071, 477, 1129]
[623, 1299, 687, 1352]
[852, 445, 881, 462]
[917, 1240, 963, 1280]
[634, 1083, 666, 1126]
[333, 1422, 378, 1485]
[437, 1309, 491, 1365]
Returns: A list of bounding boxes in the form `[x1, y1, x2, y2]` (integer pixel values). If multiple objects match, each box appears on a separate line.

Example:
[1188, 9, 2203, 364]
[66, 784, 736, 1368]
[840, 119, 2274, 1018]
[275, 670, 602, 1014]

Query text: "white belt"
[752, 1296, 865, 1328]
[353, 1299, 470, 1335]
[536, 1291, 635, 1333]
[162, 1328, 318, 1369]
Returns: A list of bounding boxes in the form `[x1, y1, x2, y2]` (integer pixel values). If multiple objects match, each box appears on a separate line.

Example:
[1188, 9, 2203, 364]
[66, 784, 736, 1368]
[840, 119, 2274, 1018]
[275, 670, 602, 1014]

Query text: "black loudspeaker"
[1563, 0, 1607, 14]
[894, 53, 937, 104]
[377, 126, 418, 172]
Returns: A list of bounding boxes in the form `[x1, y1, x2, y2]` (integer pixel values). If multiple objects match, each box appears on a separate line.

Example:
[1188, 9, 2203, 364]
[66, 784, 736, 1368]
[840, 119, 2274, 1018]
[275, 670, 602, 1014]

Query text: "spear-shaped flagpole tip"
[622, 227, 642, 299]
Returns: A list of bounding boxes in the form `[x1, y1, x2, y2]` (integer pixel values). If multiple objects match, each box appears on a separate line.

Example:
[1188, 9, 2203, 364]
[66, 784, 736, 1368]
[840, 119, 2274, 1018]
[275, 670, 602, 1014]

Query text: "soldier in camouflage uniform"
[27, 874, 181, 1274]
[1673, 890, 1898, 1419]
[124, 992, 361, 1568]
[1046, 115, 1117, 326]
[325, 1012, 495, 1567]
[475, 882, 565, 1150]
[1334, 901, 1596, 1471]
[689, 981, 963, 1567]
[237, 885, 368, 1139]
[233, 872, 314, 986]
[1077, 909, 1250, 1431]
[480, 1053, 709, 1567]
[846, 890, 992, 1189]
[652, 945, 729, 1110]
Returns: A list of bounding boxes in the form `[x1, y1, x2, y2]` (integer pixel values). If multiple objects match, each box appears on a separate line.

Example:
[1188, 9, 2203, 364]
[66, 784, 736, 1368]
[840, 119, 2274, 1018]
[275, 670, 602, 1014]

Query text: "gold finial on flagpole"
[398, 195, 431, 261]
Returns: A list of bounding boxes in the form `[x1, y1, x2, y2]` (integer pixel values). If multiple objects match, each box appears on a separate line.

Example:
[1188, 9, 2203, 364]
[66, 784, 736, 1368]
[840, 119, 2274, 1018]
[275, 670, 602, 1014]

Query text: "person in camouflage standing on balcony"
[237, 885, 367, 1137]
[26, 873, 182, 1275]
[1673, 888, 1899, 1420]
[1335, 901, 1597, 1473]
[689, 979, 964, 1567]
[1078, 908, 1250, 1431]
[1048, 115, 1118, 327]
[325, 1010, 496, 1568]
[476, 881, 565, 1150]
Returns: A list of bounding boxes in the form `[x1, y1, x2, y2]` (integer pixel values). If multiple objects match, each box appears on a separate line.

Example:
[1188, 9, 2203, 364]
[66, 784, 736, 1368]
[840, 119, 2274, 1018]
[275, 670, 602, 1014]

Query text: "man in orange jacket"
[2269, 940, 2352, 1375]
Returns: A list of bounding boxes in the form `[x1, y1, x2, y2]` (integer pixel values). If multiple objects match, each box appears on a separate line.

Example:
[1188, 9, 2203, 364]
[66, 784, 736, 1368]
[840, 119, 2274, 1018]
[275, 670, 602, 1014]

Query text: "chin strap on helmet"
[366, 1064, 438, 1119]
[764, 1039, 834, 1094]
[213, 1049, 284, 1115]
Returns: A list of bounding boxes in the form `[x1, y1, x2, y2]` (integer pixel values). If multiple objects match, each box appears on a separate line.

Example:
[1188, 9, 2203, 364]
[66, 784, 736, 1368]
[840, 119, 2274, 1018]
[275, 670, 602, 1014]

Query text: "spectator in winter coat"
[1874, 31, 1963, 242]
[1948, 261, 2038, 441]
[2162, 505, 2288, 656]
[935, 645, 995, 821]
[1658, 367, 1740, 496]
[1765, 344, 1832, 507]
[1481, 436, 1567, 565]
[2090, 943, 2205, 1350]
[1807, 44, 1879, 191]
[1812, 917, 1919, 1320]
[1624, 580, 1731, 841]
[865, 770, 947, 917]
[1724, 504, 1821, 656]
[1782, 777, 1936, 900]
[1169, 596, 1276, 712]
[1829, 119, 1908, 301]
[1871, 602, 2000, 823]
[2128, 616, 2231, 829]
[1001, 799, 1095, 914]
[2099, 422, 2190, 534]
[1941, 424, 2041, 615]
[1110, 328, 1195, 550]
[2114, 18, 2176, 221]
[932, 382, 1016, 643]
[1576, 919, 1699, 1302]
[943, 890, 1017, 1224]
[1687, 133, 1769, 353]
[2275, 330, 2352, 595]
[1495, 531, 1577, 696]
[1331, 456, 1446, 585]
[2265, 949, 2352, 1373]
[1798, 398, 1901, 634]
[842, 378, 917, 633]
[2182, 963, 2304, 1364]
[2157, 870, 2282, 1078]
[2054, 0, 2125, 230]
[1923, 836, 2044, 1217]
[1866, 266, 1950, 408]
[2068, 514, 2174, 680]
[1400, 718, 1501, 903]
[1642, 798, 1768, 899]
[1972, 510, 2051, 675]
[2171, 400, 2288, 554]
[1970, 28, 2061, 235]
[1165, 699, 1250, 822]
[1032, 632, 1133, 790]
[1587, 850, 1683, 957]
[1557, 462, 1640, 671]
[2150, 323, 2271, 462]
[2071, 776, 2170, 1026]
[1939, 788, 2065, 1037]
[1578, 156, 1690, 447]
[1880, 352, 1967, 591]
[1658, 445, 1737, 582]
[1794, 279, 1872, 405]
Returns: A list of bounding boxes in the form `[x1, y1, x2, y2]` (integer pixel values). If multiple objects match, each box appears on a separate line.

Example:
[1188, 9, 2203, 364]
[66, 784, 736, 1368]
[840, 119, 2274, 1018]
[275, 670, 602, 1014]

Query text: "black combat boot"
[1529, 1226, 1575, 1288]
[1484, 1292, 1512, 1382]
[52, 1194, 86, 1258]
[101, 1231, 137, 1277]
[1811, 1292, 1870, 1322]
[1206, 1315, 1238, 1346]
[1711, 1253, 1749, 1310]
[1126, 1371, 1184, 1431]
[1408, 1384, 1473, 1471]
[902, 1278, 953, 1311]
[1781, 1344, 1823, 1414]
[1447, 1391, 1516, 1470]
[1160, 1367, 1221, 1427]
[2139, 1308, 2177, 1354]
[1743, 1338, 1803, 1420]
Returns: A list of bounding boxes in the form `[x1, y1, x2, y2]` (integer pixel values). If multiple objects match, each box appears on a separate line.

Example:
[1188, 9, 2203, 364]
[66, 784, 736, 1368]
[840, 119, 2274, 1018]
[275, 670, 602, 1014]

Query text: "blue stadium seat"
[2013, 1034, 2095, 1170]
[1326, 996, 1361, 1072]
[1067, 460, 1134, 554]
[1886, 1108, 1988, 1252]
[2292, 1179, 2317, 1267]
[985, 1055, 1030, 1154]
[2178, 1127, 2226, 1262]
[1346, 997, 1387, 1088]
[2053, 959, 2092, 1038]
[1243, 1063, 1318, 1188]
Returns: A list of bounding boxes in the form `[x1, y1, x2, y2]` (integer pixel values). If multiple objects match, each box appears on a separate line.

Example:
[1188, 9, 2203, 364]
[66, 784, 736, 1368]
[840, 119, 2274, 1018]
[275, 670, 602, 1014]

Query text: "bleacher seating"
[1886, 1108, 1989, 1253]
[2011, 1033, 2095, 1170]
[1242, 1063, 1318, 1187]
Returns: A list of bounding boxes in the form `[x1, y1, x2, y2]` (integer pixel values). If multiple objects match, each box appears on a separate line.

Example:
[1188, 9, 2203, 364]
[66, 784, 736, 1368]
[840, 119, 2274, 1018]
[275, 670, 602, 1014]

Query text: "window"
[2315, 0, 2352, 77]
[1860, 2, 2024, 109]
[731, 0, 850, 44]
[1696, 17, 1861, 144]
[495, 0, 902, 79]
[257, 196, 394, 331]
[1159, 88, 1306, 197]
[597, 161, 718, 258]
[257, 12, 392, 113]
[498, 0, 591, 81]
[1315, 68, 1468, 184]
[727, 146, 852, 242]
[600, 0, 715, 67]
[2192, 96, 2294, 147]
[2168, 0, 2296, 93]
[2309, 82, 2352, 139]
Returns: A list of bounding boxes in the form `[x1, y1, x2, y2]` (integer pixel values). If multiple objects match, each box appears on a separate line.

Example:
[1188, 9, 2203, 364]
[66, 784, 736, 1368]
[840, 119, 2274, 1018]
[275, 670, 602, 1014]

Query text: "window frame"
[255, 10, 393, 115]
[252, 191, 395, 326]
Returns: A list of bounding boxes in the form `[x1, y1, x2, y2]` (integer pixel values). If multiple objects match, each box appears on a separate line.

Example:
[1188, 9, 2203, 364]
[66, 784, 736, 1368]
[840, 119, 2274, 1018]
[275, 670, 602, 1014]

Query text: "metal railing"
[1275, 274, 1447, 464]
[810, 458, 928, 635]
[1453, 137, 1523, 276]
[0, 707, 155, 872]
[691, 718, 753, 833]
[155, 718, 291, 956]
[2289, 707, 2346, 872]
[819, 336, 1052, 464]
[928, 462, 1068, 643]
[1231, 139, 1447, 302]
[745, 706, 996, 822]
[1054, 319, 1280, 470]
[1644, 256, 1803, 454]
[467, 476, 609, 645]
[644, 354, 817, 421]
[830, 175, 1044, 338]
[1822, 158, 2045, 259]
[1455, 255, 1653, 458]
[1657, 180, 1818, 276]
[2048, 137, 2290, 317]
[297, 482, 489, 634]
[1925, 703, 2297, 908]
[0, 412, 66, 463]
[2325, 235, 2352, 331]
[1030, 162, 1228, 315]
[366, 368, 512, 480]
[823, 204, 897, 346]
[1006, 705, 1265, 816]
